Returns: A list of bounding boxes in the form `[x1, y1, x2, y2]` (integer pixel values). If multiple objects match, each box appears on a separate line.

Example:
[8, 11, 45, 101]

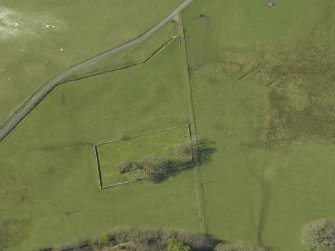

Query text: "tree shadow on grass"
[101, 138, 217, 188]
[149, 138, 217, 183]
[193, 138, 217, 165]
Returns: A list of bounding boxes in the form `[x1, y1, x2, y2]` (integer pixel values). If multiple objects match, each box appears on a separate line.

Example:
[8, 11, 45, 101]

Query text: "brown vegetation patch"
[301, 218, 335, 251]
[228, 7, 335, 98]
[0, 219, 31, 250]
[249, 34, 335, 98]
[266, 90, 335, 147]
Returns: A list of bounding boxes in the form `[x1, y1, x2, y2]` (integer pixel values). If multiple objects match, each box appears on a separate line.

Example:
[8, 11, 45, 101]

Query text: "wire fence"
[95, 124, 190, 146]
[93, 124, 192, 189]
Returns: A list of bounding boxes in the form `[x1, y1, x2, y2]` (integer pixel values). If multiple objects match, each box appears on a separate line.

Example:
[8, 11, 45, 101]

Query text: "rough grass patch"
[266, 89, 335, 147]
[301, 218, 335, 251]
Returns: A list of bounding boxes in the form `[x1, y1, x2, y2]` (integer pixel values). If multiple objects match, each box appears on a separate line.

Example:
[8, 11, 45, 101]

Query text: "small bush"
[176, 231, 218, 250]
[118, 160, 133, 174]
[215, 243, 266, 251]
[166, 238, 191, 251]
[98, 232, 110, 246]
[301, 218, 335, 251]
[118, 134, 131, 141]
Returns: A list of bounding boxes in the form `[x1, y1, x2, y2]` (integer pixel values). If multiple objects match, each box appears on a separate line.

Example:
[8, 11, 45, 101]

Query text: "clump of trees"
[175, 140, 198, 161]
[301, 218, 335, 251]
[139, 156, 170, 182]
[116, 139, 217, 183]
[37, 226, 268, 251]
[39, 226, 220, 251]
[117, 156, 173, 182]
[117, 140, 205, 183]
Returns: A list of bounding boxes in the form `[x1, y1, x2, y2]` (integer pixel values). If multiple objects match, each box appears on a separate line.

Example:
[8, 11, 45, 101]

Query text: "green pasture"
[1, 0, 335, 251]
[0, 0, 182, 126]
[182, 0, 335, 250]
[0, 29, 198, 250]
[96, 126, 191, 187]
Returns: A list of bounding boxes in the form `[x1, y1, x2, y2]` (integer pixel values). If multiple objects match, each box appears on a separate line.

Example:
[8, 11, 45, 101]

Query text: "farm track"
[0, 0, 193, 143]
[177, 14, 209, 233]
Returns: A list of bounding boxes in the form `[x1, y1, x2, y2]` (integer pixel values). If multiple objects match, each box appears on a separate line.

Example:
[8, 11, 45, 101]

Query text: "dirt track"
[0, 0, 193, 143]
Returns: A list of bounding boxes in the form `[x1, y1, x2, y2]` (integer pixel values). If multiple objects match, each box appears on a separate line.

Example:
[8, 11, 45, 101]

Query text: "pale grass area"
[0, 5, 64, 40]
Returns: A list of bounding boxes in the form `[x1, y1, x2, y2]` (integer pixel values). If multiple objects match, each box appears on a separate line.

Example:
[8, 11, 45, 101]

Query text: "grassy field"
[0, 0, 183, 126]
[0, 23, 200, 250]
[182, 0, 335, 250]
[2, 1, 335, 250]
[96, 126, 191, 187]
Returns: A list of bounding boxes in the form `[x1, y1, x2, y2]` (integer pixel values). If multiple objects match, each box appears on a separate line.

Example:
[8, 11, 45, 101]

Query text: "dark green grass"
[182, 0, 335, 250]
[97, 126, 191, 187]
[0, 36, 199, 250]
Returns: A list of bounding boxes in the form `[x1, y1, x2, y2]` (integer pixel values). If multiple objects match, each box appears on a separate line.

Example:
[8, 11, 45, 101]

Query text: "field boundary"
[93, 124, 191, 189]
[93, 145, 103, 189]
[177, 13, 209, 234]
[95, 124, 189, 146]
[62, 37, 177, 85]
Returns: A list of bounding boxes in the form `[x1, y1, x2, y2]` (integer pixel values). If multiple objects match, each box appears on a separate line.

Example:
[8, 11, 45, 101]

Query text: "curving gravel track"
[0, 0, 193, 143]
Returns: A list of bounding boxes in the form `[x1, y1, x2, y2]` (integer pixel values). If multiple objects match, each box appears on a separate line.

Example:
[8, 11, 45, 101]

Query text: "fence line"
[62, 37, 176, 85]
[95, 124, 189, 146]
[93, 145, 103, 189]
[177, 13, 208, 234]
[102, 179, 142, 189]
[93, 124, 193, 189]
